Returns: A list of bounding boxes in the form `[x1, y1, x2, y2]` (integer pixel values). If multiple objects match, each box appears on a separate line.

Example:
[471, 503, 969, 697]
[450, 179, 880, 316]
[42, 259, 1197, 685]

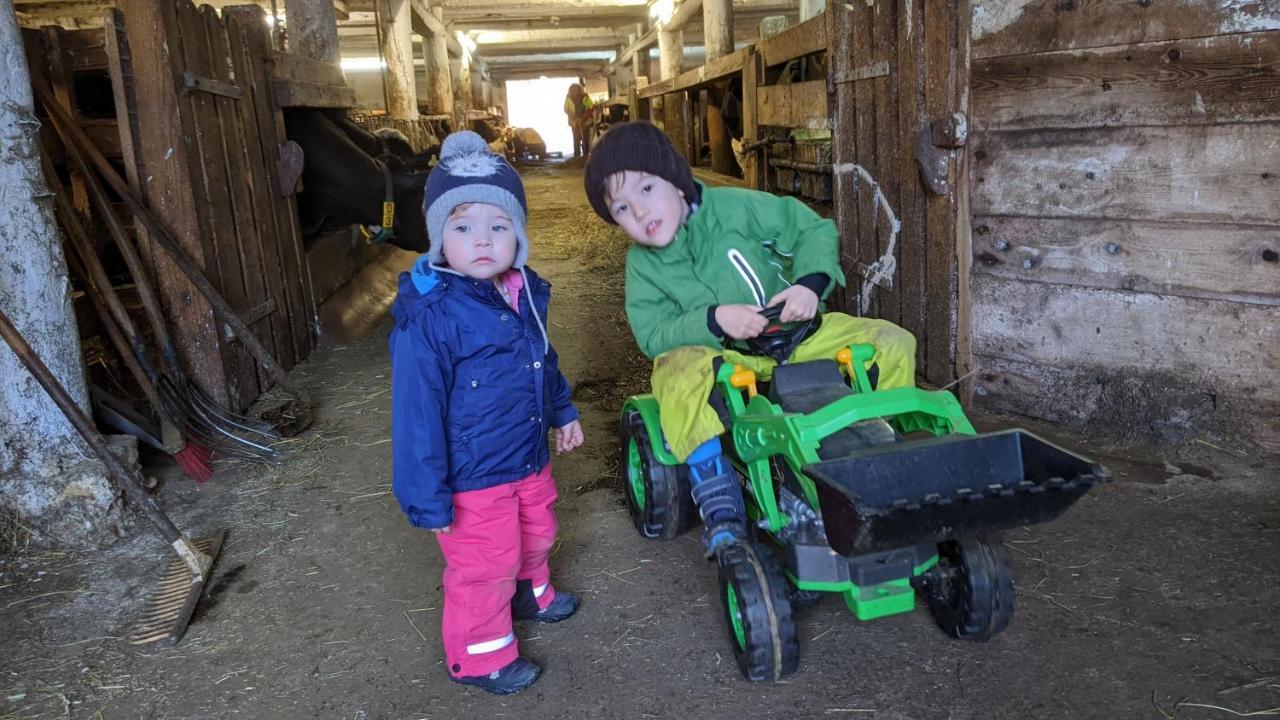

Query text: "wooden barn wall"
[968, 0, 1280, 450]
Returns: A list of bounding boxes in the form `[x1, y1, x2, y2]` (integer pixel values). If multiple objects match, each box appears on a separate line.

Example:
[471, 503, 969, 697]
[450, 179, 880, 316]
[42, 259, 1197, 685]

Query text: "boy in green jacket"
[584, 121, 916, 556]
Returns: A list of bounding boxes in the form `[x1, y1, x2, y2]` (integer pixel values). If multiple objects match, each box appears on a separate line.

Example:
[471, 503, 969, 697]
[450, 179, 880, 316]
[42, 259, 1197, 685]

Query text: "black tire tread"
[719, 543, 800, 681]
[620, 411, 695, 540]
[925, 534, 1015, 642]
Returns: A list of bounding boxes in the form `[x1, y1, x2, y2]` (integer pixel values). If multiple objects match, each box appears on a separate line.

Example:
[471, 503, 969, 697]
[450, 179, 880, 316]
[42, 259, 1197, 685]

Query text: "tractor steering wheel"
[740, 305, 822, 364]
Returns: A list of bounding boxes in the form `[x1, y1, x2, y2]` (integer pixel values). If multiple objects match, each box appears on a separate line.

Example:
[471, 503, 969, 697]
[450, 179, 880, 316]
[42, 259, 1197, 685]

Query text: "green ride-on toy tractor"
[618, 308, 1109, 681]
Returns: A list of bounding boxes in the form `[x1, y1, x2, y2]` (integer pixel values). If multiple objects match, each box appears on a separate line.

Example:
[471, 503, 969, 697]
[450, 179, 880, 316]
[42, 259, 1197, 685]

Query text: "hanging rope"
[834, 163, 901, 314]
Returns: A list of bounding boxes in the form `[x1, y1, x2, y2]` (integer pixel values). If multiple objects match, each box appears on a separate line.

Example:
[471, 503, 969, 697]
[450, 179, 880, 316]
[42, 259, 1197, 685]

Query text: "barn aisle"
[1, 165, 1277, 720]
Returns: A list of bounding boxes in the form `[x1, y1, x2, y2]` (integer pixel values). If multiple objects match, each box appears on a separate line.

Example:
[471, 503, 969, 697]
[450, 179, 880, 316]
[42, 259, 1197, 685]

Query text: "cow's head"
[284, 108, 442, 254]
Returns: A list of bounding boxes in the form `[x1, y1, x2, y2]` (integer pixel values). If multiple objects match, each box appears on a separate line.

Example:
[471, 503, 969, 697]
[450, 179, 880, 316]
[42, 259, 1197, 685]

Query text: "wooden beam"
[757, 10, 825, 67]
[285, 0, 341, 62]
[972, 216, 1280, 307]
[972, 124, 1280, 226]
[273, 78, 358, 107]
[272, 51, 346, 86]
[756, 79, 828, 128]
[609, 25, 657, 72]
[972, 0, 1280, 60]
[971, 32, 1280, 132]
[637, 45, 749, 97]
[666, 0, 703, 31]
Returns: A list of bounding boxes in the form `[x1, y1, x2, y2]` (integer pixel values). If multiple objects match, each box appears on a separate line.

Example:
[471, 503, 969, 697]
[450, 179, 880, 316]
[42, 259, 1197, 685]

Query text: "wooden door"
[828, 0, 972, 392]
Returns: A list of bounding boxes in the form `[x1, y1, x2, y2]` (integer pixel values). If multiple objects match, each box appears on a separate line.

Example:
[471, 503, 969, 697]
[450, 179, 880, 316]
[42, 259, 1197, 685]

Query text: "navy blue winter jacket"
[389, 257, 578, 529]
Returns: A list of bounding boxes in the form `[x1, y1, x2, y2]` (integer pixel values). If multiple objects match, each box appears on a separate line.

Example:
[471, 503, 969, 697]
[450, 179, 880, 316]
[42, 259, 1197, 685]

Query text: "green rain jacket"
[624, 182, 847, 360]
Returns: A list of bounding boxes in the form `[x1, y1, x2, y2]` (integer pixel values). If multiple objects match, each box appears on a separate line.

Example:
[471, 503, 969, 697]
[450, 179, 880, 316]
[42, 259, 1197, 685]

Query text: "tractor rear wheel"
[923, 534, 1015, 641]
[619, 410, 695, 540]
[717, 542, 800, 681]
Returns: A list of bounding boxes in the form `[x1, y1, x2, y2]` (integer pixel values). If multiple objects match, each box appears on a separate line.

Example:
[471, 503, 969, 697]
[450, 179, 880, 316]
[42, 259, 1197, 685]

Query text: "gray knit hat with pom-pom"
[423, 130, 529, 267]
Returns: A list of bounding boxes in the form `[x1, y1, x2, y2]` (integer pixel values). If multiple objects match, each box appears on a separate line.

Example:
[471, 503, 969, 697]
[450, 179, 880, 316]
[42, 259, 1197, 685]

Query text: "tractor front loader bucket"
[805, 429, 1109, 557]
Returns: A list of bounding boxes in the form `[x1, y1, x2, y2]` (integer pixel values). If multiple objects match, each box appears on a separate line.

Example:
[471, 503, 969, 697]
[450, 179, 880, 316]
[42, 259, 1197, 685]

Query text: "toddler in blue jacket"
[389, 131, 584, 695]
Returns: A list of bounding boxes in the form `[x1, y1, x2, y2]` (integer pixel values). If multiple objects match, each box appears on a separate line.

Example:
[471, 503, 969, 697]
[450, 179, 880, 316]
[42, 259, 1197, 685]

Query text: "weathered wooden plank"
[871, 1, 901, 325]
[104, 9, 141, 180]
[42, 27, 91, 214]
[971, 215, 1280, 306]
[669, 47, 751, 95]
[973, 352, 1280, 451]
[828, 2, 859, 313]
[897, 0, 928, 355]
[227, 5, 316, 363]
[922, 0, 959, 385]
[179, 0, 258, 408]
[79, 120, 123, 158]
[851, 1, 878, 317]
[971, 276, 1280, 393]
[59, 28, 108, 71]
[273, 79, 358, 108]
[226, 15, 298, 372]
[116, 0, 228, 404]
[972, 32, 1280, 131]
[756, 80, 829, 128]
[952, 0, 975, 401]
[637, 77, 677, 100]
[741, 50, 762, 189]
[758, 11, 828, 67]
[203, 6, 293, 380]
[972, 0, 1280, 60]
[691, 166, 749, 188]
[271, 51, 347, 87]
[971, 123, 1280, 225]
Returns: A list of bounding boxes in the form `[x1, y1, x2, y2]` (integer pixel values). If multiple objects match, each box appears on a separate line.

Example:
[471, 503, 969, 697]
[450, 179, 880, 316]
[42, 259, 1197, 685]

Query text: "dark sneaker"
[514, 589, 579, 623]
[450, 657, 541, 695]
[702, 518, 747, 558]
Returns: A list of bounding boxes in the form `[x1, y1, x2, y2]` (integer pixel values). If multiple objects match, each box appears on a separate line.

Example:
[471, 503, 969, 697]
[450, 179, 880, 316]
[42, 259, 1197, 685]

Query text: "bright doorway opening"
[505, 77, 578, 157]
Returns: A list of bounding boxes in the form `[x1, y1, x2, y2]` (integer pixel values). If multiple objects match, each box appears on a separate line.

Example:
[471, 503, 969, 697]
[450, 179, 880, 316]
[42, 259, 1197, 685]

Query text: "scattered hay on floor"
[0, 509, 32, 554]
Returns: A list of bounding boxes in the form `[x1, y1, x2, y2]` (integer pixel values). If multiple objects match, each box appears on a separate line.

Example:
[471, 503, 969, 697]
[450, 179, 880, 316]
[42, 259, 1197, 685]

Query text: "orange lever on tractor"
[729, 364, 758, 398]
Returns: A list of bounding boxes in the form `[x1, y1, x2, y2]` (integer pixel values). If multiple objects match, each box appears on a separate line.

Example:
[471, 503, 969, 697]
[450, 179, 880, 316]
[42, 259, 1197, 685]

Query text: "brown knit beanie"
[583, 121, 700, 224]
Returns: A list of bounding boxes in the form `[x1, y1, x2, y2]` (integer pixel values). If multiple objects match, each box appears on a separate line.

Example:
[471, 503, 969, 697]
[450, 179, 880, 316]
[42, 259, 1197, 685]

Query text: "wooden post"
[284, 0, 339, 63]
[658, 27, 683, 80]
[381, 0, 418, 119]
[454, 52, 472, 127]
[1, 2, 116, 545]
[423, 7, 453, 117]
[703, 0, 735, 175]
[471, 61, 485, 109]
[741, 49, 762, 188]
[704, 0, 733, 61]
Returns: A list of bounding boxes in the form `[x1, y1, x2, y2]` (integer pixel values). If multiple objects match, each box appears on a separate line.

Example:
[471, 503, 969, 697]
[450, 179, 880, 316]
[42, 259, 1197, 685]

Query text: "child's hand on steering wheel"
[767, 285, 819, 323]
[715, 304, 769, 340]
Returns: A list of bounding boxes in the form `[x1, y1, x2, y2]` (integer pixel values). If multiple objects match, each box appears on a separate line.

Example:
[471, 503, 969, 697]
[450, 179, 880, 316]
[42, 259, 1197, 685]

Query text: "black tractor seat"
[767, 360, 899, 460]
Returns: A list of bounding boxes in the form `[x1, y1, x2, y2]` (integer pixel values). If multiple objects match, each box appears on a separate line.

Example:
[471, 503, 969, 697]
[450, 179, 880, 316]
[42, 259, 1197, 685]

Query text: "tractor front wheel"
[619, 410, 695, 540]
[717, 542, 800, 681]
[923, 534, 1015, 641]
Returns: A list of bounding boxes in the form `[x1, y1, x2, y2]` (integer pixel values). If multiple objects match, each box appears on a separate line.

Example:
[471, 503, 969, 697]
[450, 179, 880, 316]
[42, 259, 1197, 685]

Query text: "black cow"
[282, 108, 440, 253]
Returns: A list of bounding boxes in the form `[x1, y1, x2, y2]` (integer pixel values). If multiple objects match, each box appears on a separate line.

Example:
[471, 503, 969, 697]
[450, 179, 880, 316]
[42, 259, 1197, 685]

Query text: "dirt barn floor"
[2, 165, 1278, 720]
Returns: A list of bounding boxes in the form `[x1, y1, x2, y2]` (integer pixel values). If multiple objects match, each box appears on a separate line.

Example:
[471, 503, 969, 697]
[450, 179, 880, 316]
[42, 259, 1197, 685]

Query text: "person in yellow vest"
[563, 83, 596, 158]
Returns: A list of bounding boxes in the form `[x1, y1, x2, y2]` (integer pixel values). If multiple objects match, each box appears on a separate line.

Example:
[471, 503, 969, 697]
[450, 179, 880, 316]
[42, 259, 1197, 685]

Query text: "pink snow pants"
[436, 464, 559, 678]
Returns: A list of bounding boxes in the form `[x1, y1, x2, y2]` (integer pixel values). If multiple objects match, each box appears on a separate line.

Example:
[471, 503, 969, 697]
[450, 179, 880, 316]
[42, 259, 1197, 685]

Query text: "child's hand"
[429, 526, 451, 534]
[555, 420, 584, 454]
[715, 304, 768, 340]
[767, 285, 819, 322]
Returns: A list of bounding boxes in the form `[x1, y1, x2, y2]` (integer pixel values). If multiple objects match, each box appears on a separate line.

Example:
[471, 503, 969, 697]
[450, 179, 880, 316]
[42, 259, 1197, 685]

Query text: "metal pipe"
[768, 157, 833, 173]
